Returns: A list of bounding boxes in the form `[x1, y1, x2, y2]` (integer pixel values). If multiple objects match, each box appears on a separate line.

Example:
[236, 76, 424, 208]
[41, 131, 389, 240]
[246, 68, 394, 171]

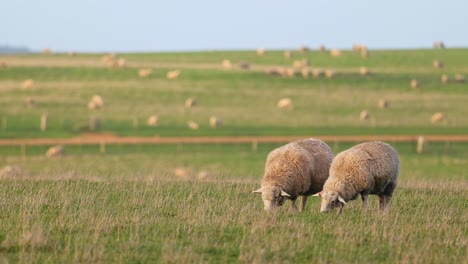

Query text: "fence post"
[40, 113, 48, 131]
[251, 140, 258, 152]
[417, 136, 425, 154]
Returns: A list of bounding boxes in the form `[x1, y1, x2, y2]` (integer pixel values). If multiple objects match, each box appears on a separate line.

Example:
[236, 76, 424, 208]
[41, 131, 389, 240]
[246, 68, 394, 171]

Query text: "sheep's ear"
[280, 189, 291, 197]
[338, 196, 347, 204]
[252, 188, 263, 194]
[312, 192, 321, 197]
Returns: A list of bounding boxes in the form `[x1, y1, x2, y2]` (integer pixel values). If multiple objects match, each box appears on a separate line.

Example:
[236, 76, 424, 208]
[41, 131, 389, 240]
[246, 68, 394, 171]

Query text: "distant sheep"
[433, 41, 445, 49]
[293, 59, 308, 69]
[433, 60, 443, 69]
[298, 45, 310, 53]
[21, 79, 34, 89]
[284, 50, 292, 59]
[256, 48, 265, 56]
[410, 79, 420, 88]
[185, 98, 197, 108]
[174, 167, 190, 178]
[209, 116, 222, 128]
[431, 112, 445, 123]
[359, 67, 371, 76]
[88, 95, 104, 110]
[46, 145, 64, 158]
[266, 67, 287, 77]
[360, 110, 370, 120]
[117, 58, 126, 68]
[325, 69, 336, 78]
[0, 165, 24, 179]
[167, 70, 181, 80]
[222, 60, 232, 69]
[315, 141, 400, 213]
[138, 68, 152, 78]
[378, 99, 389, 109]
[239, 62, 250, 70]
[441, 74, 449, 84]
[301, 68, 311, 79]
[147, 115, 159, 126]
[253, 138, 334, 212]
[455, 74, 465, 83]
[319, 45, 327, 52]
[286, 68, 296, 78]
[188, 121, 199, 130]
[330, 49, 342, 57]
[277, 98, 292, 109]
[312, 68, 324, 77]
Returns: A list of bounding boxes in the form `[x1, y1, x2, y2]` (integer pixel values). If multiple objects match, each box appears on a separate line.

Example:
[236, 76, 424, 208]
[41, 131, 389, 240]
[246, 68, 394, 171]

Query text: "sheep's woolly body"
[261, 138, 334, 200]
[324, 141, 399, 208]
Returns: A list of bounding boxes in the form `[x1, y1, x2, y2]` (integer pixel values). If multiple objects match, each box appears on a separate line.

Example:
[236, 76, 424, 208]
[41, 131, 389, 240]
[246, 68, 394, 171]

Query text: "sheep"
[378, 99, 389, 109]
[360, 110, 370, 120]
[293, 59, 308, 69]
[433, 41, 445, 49]
[284, 50, 292, 59]
[117, 58, 126, 68]
[318, 45, 327, 52]
[174, 167, 190, 178]
[433, 60, 443, 69]
[209, 116, 222, 128]
[359, 67, 371, 76]
[0, 165, 24, 179]
[167, 70, 181, 80]
[185, 98, 197, 108]
[138, 68, 152, 78]
[298, 45, 310, 53]
[188, 121, 199, 130]
[314, 141, 400, 213]
[21, 79, 34, 89]
[256, 48, 265, 56]
[88, 95, 104, 110]
[312, 68, 324, 77]
[325, 69, 336, 78]
[266, 67, 286, 77]
[286, 68, 296, 78]
[222, 60, 232, 69]
[431, 112, 445, 123]
[301, 68, 311, 79]
[239, 62, 250, 70]
[147, 115, 159, 126]
[0, 61, 7, 68]
[330, 49, 342, 57]
[277, 98, 292, 109]
[46, 145, 65, 158]
[253, 138, 334, 212]
[441, 74, 449, 84]
[410, 79, 420, 88]
[455, 74, 465, 83]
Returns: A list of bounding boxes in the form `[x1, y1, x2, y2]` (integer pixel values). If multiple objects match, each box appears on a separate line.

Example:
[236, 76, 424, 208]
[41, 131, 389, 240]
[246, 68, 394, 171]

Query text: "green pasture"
[1, 49, 467, 138]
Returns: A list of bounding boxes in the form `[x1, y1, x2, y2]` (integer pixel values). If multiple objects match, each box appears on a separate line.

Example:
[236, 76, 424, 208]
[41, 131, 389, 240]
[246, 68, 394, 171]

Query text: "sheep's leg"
[289, 199, 298, 213]
[337, 203, 344, 214]
[380, 182, 396, 212]
[299, 196, 307, 213]
[361, 193, 369, 213]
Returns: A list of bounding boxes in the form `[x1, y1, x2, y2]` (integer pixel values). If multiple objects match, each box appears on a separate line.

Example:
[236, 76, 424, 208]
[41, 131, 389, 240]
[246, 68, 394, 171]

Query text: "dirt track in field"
[1, 134, 468, 146]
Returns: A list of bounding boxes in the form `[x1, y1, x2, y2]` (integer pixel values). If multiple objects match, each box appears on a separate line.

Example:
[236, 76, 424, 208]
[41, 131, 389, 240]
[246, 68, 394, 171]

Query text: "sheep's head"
[313, 191, 346, 213]
[252, 186, 291, 211]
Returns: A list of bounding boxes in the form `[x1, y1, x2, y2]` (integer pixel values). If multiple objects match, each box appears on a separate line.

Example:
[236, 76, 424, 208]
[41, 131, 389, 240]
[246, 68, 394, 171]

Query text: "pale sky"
[2, 0, 467, 52]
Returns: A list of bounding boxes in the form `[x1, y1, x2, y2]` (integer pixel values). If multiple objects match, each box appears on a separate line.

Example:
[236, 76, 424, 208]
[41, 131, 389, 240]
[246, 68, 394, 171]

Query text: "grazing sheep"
[253, 138, 334, 212]
[88, 95, 104, 110]
[256, 48, 265, 56]
[378, 99, 389, 109]
[138, 68, 152, 78]
[433, 60, 443, 69]
[455, 74, 465, 83]
[147, 115, 159, 126]
[431, 112, 445, 123]
[46, 145, 65, 158]
[167, 70, 181, 80]
[312, 68, 324, 77]
[360, 110, 370, 120]
[209, 116, 222, 128]
[293, 59, 309, 69]
[0, 165, 24, 179]
[174, 167, 190, 178]
[197, 170, 210, 180]
[298, 45, 310, 53]
[330, 49, 342, 57]
[188, 121, 199, 130]
[359, 67, 371, 76]
[239, 62, 250, 70]
[301, 68, 311, 79]
[277, 98, 292, 109]
[315, 141, 400, 213]
[185, 98, 197, 108]
[441, 74, 449, 84]
[325, 69, 336, 78]
[319, 45, 327, 52]
[410, 79, 420, 88]
[117, 58, 126, 68]
[222, 60, 232, 69]
[433, 41, 445, 49]
[284, 50, 292, 59]
[286, 68, 296, 78]
[21, 79, 34, 89]
[266, 67, 286, 77]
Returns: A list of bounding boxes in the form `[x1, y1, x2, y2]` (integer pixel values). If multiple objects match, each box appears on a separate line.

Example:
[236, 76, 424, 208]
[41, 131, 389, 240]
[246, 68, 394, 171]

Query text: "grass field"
[0, 49, 467, 263]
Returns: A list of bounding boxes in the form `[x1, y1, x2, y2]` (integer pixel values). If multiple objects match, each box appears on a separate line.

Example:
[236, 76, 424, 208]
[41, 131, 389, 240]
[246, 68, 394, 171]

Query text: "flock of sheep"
[253, 138, 399, 214]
